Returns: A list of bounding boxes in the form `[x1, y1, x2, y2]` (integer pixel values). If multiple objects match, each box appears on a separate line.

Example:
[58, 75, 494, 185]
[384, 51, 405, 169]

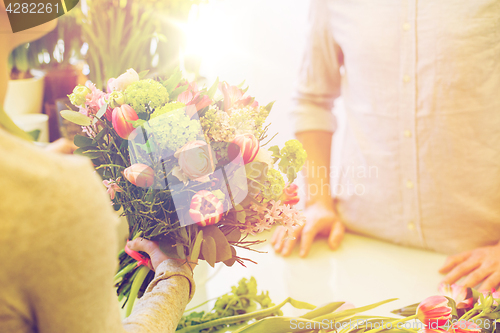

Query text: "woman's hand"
[271, 200, 345, 257]
[127, 238, 197, 272]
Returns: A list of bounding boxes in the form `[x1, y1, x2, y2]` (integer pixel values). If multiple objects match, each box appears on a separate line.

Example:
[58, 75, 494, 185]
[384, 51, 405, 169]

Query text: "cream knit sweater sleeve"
[0, 129, 194, 333]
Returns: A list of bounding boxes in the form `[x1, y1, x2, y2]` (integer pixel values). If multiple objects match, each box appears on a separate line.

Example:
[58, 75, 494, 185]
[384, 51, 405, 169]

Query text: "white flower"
[172, 166, 189, 185]
[109, 69, 140, 91]
[254, 147, 273, 166]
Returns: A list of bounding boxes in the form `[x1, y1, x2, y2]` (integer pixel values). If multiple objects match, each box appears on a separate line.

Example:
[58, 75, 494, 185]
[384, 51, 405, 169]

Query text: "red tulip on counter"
[416, 296, 452, 327]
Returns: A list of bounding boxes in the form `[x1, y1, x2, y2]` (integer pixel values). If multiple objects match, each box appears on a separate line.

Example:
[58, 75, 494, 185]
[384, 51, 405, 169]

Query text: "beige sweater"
[0, 129, 195, 333]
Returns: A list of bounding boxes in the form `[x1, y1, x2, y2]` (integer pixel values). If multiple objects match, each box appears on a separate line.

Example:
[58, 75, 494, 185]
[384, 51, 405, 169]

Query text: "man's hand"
[271, 201, 345, 257]
[439, 242, 500, 291]
[127, 238, 197, 272]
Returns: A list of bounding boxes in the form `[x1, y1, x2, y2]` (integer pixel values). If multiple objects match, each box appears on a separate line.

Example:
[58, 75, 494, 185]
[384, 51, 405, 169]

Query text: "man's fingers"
[439, 251, 472, 274]
[281, 235, 298, 257]
[270, 226, 281, 246]
[299, 226, 318, 258]
[461, 267, 492, 288]
[328, 221, 345, 250]
[273, 227, 287, 253]
[479, 272, 500, 292]
[441, 260, 480, 285]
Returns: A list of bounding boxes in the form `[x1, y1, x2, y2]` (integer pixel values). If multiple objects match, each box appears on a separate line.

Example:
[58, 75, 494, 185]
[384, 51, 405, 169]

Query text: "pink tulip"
[448, 321, 481, 333]
[416, 296, 452, 327]
[417, 329, 448, 333]
[112, 104, 139, 140]
[189, 190, 223, 227]
[123, 164, 155, 187]
[282, 183, 300, 206]
[231, 134, 260, 164]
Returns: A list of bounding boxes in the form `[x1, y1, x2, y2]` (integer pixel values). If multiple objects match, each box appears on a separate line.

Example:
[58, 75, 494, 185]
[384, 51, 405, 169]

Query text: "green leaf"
[127, 119, 147, 128]
[176, 243, 186, 259]
[300, 302, 345, 319]
[95, 103, 108, 120]
[92, 129, 107, 144]
[202, 225, 232, 263]
[223, 246, 237, 267]
[314, 298, 398, 322]
[190, 230, 203, 262]
[74, 147, 102, 159]
[74, 134, 94, 148]
[27, 129, 40, 141]
[207, 77, 219, 99]
[236, 79, 246, 88]
[264, 101, 275, 112]
[201, 236, 216, 267]
[169, 84, 188, 101]
[60, 110, 92, 126]
[391, 303, 419, 317]
[163, 67, 183, 94]
[224, 228, 241, 243]
[138, 69, 149, 79]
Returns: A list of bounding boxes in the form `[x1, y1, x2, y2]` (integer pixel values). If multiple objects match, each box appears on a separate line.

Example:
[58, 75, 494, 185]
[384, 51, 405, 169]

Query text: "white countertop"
[190, 231, 448, 318]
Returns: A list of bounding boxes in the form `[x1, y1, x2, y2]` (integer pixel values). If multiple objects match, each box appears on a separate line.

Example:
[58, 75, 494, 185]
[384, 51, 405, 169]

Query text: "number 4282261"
[6, 2, 60, 14]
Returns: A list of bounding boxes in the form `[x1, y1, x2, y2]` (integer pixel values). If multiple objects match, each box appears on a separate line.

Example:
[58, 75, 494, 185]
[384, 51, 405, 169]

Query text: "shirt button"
[403, 74, 411, 83]
[407, 221, 415, 230]
[406, 180, 414, 189]
[404, 130, 412, 138]
[403, 22, 411, 31]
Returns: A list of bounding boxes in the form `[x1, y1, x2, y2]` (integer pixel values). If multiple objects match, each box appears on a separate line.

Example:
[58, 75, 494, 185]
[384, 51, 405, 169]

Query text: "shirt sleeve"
[293, 0, 343, 134]
[14, 152, 193, 333]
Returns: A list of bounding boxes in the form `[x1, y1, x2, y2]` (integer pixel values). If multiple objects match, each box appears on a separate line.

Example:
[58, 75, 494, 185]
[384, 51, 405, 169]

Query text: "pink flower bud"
[123, 164, 155, 187]
[282, 183, 300, 206]
[231, 134, 259, 164]
[416, 296, 452, 327]
[189, 190, 223, 227]
[112, 104, 139, 140]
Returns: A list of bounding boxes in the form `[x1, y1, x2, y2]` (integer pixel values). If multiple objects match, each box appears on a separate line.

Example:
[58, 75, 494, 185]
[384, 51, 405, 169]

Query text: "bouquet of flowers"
[62, 68, 307, 316]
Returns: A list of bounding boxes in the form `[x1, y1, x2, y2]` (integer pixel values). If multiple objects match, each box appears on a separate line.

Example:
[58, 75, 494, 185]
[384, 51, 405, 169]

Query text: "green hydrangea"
[150, 102, 186, 119]
[229, 106, 270, 138]
[278, 139, 307, 182]
[124, 79, 169, 115]
[200, 107, 235, 142]
[148, 108, 202, 152]
[262, 168, 285, 201]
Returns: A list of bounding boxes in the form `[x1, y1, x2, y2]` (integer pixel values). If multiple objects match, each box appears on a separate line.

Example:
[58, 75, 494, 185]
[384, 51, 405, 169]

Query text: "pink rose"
[108, 69, 140, 92]
[175, 141, 216, 182]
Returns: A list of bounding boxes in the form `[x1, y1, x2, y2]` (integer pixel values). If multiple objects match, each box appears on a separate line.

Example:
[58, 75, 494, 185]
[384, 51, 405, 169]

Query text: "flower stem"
[364, 314, 418, 333]
[125, 265, 150, 317]
[114, 262, 136, 283]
